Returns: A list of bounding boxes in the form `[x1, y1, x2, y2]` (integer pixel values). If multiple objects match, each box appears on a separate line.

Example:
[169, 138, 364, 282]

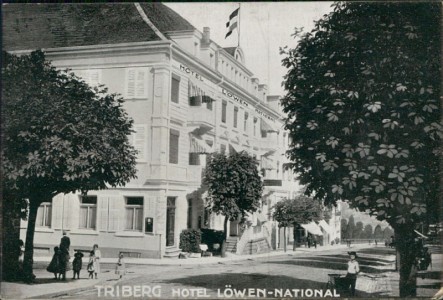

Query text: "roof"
[2, 3, 195, 51]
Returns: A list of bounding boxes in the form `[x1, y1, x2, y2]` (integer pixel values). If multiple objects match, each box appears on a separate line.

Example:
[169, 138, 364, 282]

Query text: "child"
[87, 251, 95, 279]
[72, 251, 84, 279]
[115, 253, 126, 279]
[47, 246, 60, 279]
[345, 251, 360, 296]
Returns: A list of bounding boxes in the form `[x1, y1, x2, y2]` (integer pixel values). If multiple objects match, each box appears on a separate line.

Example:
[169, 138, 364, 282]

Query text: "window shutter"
[97, 196, 109, 232]
[108, 196, 121, 232]
[222, 101, 227, 123]
[52, 194, 64, 230]
[132, 124, 148, 162]
[135, 69, 148, 98]
[126, 69, 136, 98]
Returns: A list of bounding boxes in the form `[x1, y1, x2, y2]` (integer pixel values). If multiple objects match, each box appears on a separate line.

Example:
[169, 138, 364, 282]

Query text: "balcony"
[188, 96, 215, 130]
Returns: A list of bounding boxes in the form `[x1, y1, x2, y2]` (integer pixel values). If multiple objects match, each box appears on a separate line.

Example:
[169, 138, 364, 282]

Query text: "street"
[9, 245, 435, 299]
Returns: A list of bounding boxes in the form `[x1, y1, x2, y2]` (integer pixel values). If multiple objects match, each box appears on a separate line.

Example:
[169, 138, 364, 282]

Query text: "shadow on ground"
[159, 272, 381, 298]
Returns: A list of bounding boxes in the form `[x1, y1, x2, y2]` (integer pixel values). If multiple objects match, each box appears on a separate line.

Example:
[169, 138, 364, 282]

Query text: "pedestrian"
[46, 246, 61, 279]
[345, 251, 360, 296]
[92, 244, 101, 279]
[115, 253, 126, 279]
[58, 231, 71, 280]
[87, 251, 95, 279]
[307, 235, 312, 248]
[72, 251, 84, 279]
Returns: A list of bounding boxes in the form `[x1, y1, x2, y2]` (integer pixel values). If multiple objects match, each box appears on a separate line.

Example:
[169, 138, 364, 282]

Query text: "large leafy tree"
[280, 2, 441, 296]
[2, 51, 137, 281]
[203, 152, 263, 241]
[272, 196, 322, 251]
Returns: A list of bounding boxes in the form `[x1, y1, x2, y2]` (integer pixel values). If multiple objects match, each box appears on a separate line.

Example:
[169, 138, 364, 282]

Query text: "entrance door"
[166, 197, 176, 247]
[230, 220, 239, 236]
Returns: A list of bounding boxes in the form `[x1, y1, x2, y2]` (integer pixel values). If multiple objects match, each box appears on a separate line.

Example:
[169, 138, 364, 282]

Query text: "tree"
[272, 196, 323, 251]
[363, 224, 373, 240]
[2, 51, 137, 281]
[340, 218, 348, 240]
[374, 224, 383, 240]
[347, 215, 356, 240]
[280, 2, 440, 296]
[203, 152, 263, 242]
[354, 221, 364, 240]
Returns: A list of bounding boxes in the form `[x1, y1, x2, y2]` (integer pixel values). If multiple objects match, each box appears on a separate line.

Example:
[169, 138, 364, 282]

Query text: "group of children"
[48, 248, 126, 280]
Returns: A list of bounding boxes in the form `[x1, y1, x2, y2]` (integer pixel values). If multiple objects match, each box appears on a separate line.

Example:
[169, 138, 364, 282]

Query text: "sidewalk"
[0, 244, 374, 299]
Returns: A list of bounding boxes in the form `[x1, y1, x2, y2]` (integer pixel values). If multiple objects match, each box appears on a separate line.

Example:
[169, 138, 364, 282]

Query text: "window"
[76, 69, 101, 88]
[187, 199, 193, 229]
[36, 202, 52, 227]
[171, 74, 180, 103]
[126, 68, 148, 98]
[169, 129, 180, 164]
[233, 107, 238, 128]
[79, 196, 97, 229]
[220, 144, 226, 154]
[189, 153, 200, 165]
[131, 124, 148, 162]
[253, 118, 258, 136]
[244, 112, 249, 131]
[221, 101, 227, 123]
[125, 197, 143, 231]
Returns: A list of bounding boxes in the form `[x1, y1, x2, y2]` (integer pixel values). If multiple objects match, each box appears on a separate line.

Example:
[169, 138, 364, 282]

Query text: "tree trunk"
[22, 200, 40, 282]
[395, 227, 418, 297]
[292, 223, 297, 251]
[2, 198, 22, 281]
[283, 226, 287, 252]
[221, 216, 229, 257]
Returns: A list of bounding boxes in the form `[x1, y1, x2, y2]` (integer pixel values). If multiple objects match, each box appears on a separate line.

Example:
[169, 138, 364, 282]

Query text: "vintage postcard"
[1, 2, 441, 299]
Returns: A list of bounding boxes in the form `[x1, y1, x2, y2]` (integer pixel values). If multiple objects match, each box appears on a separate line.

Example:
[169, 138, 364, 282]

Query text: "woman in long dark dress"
[46, 246, 61, 279]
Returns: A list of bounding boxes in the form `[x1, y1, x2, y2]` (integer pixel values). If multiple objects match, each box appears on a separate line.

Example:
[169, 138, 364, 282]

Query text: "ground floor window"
[79, 196, 97, 229]
[125, 197, 143, 231]
[36, 202, 52, 227]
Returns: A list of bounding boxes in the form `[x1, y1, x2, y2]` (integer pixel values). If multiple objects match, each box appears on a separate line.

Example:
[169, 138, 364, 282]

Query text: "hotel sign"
[222, 88, 276, 123]
[179, 64, 205, 82]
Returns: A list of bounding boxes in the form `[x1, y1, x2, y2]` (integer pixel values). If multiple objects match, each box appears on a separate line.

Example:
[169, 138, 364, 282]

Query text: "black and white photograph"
[1, 2, 442, 299]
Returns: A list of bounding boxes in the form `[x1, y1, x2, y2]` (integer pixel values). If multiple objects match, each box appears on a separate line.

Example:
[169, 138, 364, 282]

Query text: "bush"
[179, 229, 202, 253]
[201, 228, 225, 253]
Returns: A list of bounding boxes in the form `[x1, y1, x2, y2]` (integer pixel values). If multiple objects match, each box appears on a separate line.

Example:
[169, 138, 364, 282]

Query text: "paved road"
[27, 246, 440, 299]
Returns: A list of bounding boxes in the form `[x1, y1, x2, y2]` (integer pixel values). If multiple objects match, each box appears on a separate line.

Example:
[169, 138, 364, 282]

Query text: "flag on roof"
[225, 7, 239, 39]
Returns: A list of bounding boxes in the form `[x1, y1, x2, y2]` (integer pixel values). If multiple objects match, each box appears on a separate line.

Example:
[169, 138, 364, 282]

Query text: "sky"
[165, 2, 333, 96]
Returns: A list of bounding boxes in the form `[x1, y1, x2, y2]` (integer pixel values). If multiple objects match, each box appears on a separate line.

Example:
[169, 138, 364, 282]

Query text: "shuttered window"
[131, 124, 148, 162]
[36, 202, 52, 227]
[171, 74, 180, 103]
[126, 68, 148, 99]
[169, 129, 180, 164]
[222, 101, 227, 123]
[244, 112, 249, 131]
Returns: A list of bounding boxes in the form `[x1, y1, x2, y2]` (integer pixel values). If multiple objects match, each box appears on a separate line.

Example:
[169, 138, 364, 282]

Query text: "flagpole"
[237, 3, 241, 48]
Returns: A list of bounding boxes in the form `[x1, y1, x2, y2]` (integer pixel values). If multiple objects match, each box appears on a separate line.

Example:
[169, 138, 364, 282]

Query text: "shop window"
[125, 197, 143, 231]
[79, 196, 97, 230]
[36, 202, 52, 228]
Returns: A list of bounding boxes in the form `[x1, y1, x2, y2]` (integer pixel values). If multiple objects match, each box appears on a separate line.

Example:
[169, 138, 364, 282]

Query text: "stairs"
[163, 247, 181, 258]
[225, 237, 239, 253]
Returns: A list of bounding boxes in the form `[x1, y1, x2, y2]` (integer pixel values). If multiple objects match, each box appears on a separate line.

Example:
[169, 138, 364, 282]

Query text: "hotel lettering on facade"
[4, 3, 311, 258]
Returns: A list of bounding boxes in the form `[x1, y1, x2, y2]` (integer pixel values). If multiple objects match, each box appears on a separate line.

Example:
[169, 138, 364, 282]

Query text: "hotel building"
[4, 3, 338, 258]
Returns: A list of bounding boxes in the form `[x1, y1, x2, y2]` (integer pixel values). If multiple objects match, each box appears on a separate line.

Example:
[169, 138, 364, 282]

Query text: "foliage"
[280, 2, 441, 228]
[374, 225, 383, 240]
[272, 196, 322, 228]
[203, 151, 263, 237]
[2, 50, 137, 280]
[201, 228, 225, 252]
[179, 229, 202, 253]
[363, 224, 373, 239]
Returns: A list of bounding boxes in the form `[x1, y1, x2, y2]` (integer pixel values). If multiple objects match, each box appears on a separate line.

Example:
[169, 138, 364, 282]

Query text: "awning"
[229, 143, 242, 154]
[319, 220, 333, 235]
[261, 156, 274, 170]
[257, 213, 268, 223]
[260, 119, 279, 133]
[301, 222, 323, 236]
[259, 149, 276, 157]
[188, 124, 212, 136]
[190, 137, 213, 154]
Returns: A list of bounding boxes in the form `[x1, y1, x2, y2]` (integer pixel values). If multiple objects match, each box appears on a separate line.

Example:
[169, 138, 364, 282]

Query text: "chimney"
[202, 27, 210, 45]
